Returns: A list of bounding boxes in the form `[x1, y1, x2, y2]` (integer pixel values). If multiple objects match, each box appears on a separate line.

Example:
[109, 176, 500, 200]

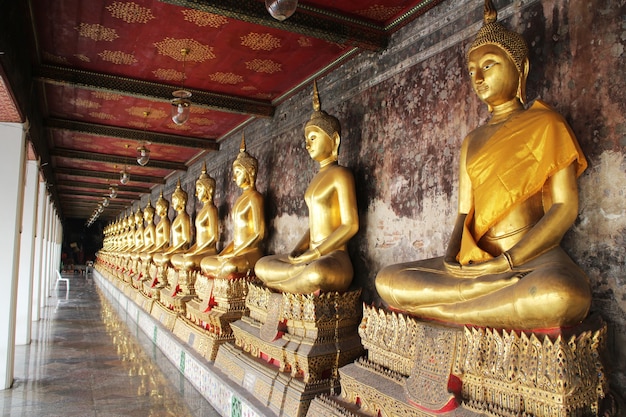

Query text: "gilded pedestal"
[309, 305, 611, 417]
[215, 283, 364, 417]
[177, 273, 253, 360]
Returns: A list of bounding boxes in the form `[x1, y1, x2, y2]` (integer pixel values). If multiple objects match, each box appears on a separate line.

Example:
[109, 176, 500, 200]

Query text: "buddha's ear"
[517, 57, 530, 105]
[331, 131, 341, 159]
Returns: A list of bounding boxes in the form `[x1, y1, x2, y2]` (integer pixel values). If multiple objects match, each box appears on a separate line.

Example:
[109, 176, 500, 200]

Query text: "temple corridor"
[0, 271, 220, 417]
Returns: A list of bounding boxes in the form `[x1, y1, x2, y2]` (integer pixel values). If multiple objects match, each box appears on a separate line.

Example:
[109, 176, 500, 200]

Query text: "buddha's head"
[156, 190, 169, 217]
[144, 200, 155, 221]
[233, 133, 258, 189]
[467, 0, 529, 109]
[172, 179, 188, 211]
[196, 162, 216, 202]
[135, 207, 143, 224]
[304, 81, 341, 162]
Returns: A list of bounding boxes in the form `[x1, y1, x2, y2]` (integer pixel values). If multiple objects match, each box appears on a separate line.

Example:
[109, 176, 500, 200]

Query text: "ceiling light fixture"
[120, 166, 130, 185]
[265, 0, 298, 21]
[137, 111, 151, 166]
[109, 185, 118, 199]
[102, 197, 109, 207]
[171, 48, 191, 125]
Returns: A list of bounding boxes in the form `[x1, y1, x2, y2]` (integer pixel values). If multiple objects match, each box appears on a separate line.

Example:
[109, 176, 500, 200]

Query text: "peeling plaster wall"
[154, 0, 626, 389]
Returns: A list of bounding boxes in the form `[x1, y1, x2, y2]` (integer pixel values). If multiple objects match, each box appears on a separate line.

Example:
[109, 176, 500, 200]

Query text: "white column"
[0, 122, 26, 389]
[31, 182, 47, 321]
[43, 199, 53, 298]
[15, 160, 39, 345]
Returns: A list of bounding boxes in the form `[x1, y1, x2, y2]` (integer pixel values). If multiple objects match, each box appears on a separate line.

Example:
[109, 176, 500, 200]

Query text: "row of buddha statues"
[96, 2, 613, 416]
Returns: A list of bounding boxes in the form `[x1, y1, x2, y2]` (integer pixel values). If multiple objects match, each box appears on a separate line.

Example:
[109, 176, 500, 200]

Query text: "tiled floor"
[0, 272, 221, 417]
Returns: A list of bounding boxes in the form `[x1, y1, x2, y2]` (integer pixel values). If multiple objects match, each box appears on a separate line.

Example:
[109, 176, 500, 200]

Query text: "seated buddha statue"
[132, 207, 145, 252]
[148, 191, 171, 254]
[153, 179, 191, 265]
[199, 134, 265, 279]
[171, 163, 219, 272]
[254, 82, 359, 294]
[375, 0, 591, 330]
[141, 200, 156, 253]
[137, 200, 157, 282]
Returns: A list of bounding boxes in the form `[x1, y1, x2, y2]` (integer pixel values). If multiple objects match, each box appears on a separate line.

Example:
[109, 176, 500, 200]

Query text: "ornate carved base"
[215, 284, 364, 417]
[216, 342, 341, 417]
[174, 315, 237, 361]
[134, 289, 155, 314]
[150, 299, 178, 331]
[316, 305, 611, 417]
[183, 275, 254, 360]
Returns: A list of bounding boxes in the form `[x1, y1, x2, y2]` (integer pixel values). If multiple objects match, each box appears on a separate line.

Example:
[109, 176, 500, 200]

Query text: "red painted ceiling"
[13, 0, 443, 221]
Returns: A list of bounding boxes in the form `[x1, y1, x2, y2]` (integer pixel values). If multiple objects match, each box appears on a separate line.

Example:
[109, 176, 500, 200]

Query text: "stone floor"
[0, 271, 221, 417]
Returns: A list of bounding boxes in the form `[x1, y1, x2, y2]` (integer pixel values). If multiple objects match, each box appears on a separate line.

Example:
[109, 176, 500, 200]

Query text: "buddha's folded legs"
[256, 250, 354, 293]
[375, 248, 591, 329]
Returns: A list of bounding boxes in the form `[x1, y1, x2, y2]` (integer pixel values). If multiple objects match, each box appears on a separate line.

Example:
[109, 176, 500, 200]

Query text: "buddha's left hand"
[288, 249, 319, 264]
[458, 253, 512, 277]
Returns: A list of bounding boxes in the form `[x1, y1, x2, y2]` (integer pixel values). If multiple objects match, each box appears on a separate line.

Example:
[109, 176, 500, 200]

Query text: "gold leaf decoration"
[181, 10, 228, 28]
[98, 50, 138, 65]
[125, 107, 167, 119]
[75, 23, 119, 41]
[43, 52, 68, 64]
[191, 118, 214, 126]
[168, 122, 192, 130]
[91, 91, 123, 101]
[106, 1, 155, 24]
[75, 54, 91, 62]
[208, 72, 243, 85]
[70, 98, 100, 109]
[127, 121, 150, 129]
[240, 32, 281, 51]
[89, 112, 117, 120]
[297, 37, 313, 47]
[152, 68, 183, 81]
[154, 38, 215, 62]
[355, 5, 403, 21]
[245, 59, 281, 74]
[241, 86, 257, 91]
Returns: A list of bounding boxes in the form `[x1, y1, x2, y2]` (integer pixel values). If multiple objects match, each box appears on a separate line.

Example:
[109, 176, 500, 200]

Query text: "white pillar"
[31, 182, 47, 321]
[0, 122, 26, 389]
[43, 199, 53, 299]
[16, 160, 39, 345]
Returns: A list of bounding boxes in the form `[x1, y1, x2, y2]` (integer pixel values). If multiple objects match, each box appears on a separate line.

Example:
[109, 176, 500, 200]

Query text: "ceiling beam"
[46, 118, 219, 150]
[50, 148, 188, 171]
[55, 167, 166, 184]
[159, 0, 388, 51]
[56, 180, 151, 194]
[59, 189, 136, 201]
[35, 65, 275, 117]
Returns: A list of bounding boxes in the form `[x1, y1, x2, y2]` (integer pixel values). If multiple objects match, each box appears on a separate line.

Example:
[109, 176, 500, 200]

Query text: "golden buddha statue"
[199, 134, 265, 279]
[149, 190, 171, 254]
[375, 0, 591, 330]
[132, 207, 145, 252]
[141, 200, 156, 253]
[153, 179, 191, 263]
[171, 163, 218, 271]
[254, 82, 359, 294]
[136, 200, 156, 283]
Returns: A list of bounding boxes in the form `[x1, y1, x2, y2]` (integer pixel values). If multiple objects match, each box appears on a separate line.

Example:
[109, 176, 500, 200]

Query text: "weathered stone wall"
[145, 0, 626, 389]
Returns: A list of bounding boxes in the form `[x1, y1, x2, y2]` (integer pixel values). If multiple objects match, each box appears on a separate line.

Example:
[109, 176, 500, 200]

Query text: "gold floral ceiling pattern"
[19, 0, 443, 219]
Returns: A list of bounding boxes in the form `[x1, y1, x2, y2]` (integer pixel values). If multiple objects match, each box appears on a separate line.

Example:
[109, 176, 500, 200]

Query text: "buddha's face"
[144, 210, 154, 222]
[305, 127, 334, 162]
[156, 202, 168, 217]
[172, 194, 185, 211]
[468, 44, 520, 107]
[233, 165, 250, 189]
